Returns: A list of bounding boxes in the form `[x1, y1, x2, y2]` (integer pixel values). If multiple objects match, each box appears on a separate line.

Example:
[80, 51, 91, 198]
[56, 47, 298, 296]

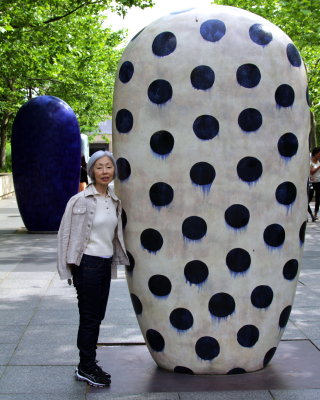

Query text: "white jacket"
[57, 184, 129, 280]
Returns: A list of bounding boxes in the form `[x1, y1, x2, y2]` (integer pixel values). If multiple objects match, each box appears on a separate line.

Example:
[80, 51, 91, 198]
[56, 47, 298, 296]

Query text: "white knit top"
[84, 188, 117, 258]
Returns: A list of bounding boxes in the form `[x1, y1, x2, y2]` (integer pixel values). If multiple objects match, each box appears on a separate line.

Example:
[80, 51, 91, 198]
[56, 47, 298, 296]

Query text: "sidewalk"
[0, 194, 320, 400]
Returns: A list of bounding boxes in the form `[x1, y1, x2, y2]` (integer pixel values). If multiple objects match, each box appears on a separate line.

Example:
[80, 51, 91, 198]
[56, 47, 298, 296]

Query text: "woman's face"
[93, 156, 115, 187]
[313, 151, 320, 161]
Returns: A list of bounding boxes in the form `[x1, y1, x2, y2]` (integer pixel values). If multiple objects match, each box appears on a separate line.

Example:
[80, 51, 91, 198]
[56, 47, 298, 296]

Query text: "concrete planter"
[0, 173, 14, 199]
[113, 6, 310, 374]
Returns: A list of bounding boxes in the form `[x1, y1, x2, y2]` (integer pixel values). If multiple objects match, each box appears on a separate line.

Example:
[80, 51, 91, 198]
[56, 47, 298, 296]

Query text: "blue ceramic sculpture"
[12, 95, 81, 231]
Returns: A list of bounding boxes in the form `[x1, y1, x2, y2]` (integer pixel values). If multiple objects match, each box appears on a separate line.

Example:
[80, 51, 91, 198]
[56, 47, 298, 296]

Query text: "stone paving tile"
[0, 287, 47, 300]
[0, 309, 36, 326]
[12, 324, 78, 346]
[270, 389, 320, 400]
[0, 344, 16, 365]
[0, 278, 51, 289]
[179, 392, 273, 400]
[0, 259, 21, 272]
[281, 321, 306, 340]
[29, 308, 79, 326]
[290, 307, 320, 321]
[293, 321, 320, 340]
[37, 296, 77, 310]
[10, 342, 78, 366]
[0, 367, 5, 380]
[0, 394, 86, 400]
[311, 340, 320, 350]
[0, 366, 86, 395]
[0, 325, 26, 344]
[88, 393, 180, 400]
[99, 325, 144, 343]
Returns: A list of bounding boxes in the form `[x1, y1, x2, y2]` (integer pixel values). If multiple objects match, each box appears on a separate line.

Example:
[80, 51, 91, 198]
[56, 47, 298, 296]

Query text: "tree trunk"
[309, 110, 317, 150]
[0, 112, 12, 169]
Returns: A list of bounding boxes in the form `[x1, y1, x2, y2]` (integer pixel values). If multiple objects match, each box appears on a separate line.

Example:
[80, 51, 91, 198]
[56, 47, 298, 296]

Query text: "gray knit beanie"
[87, 150, 117, 181]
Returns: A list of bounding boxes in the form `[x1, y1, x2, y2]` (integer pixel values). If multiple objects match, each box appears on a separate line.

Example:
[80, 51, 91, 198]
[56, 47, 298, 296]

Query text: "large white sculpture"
[112, 6, 310, 374]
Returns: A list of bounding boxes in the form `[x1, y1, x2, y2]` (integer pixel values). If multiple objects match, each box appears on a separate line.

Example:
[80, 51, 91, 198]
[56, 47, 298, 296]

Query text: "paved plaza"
[0, 194, 320, 399]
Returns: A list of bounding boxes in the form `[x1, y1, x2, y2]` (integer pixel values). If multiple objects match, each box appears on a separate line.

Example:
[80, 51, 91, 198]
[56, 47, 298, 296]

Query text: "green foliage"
[213, 0, 320, 142]
[0, 143, 12, 173]
[0, 0, 154, 167]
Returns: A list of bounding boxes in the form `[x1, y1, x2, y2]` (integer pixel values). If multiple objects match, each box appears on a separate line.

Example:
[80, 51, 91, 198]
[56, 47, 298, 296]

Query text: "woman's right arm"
[57, 198, 76, 280]
[310, 163, 320, 175]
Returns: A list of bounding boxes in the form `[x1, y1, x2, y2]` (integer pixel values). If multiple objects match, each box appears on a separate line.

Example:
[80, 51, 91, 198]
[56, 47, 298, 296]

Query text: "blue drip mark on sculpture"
[192, 182, 212, 196]
[171, 8, 194, 15]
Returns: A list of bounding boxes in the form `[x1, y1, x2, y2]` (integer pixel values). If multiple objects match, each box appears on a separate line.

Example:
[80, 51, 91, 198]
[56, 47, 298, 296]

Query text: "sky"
[107, 0, 213, 42]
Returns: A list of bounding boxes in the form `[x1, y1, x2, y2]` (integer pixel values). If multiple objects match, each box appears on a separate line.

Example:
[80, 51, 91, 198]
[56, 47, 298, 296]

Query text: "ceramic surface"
[113, 6, 310, 374]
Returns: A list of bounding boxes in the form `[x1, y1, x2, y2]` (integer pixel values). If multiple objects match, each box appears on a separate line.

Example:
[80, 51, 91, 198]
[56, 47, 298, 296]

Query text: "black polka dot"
[195, 336, 220, 360]
[148, 79, 172, 104]
[237, 325, 259, 347]
[200, 19, 226, 42]
[225, 204, 250, 229]
[116, 158, 131, 181]
[283, 259, 298, 280]
[121, 209, 127, 229]
[191, 65, 215, 90]
[150, 130, 174, 157]
[125, 251, 135, 274]
[279, 305, 292, 329]
[226, 248, 251, 274]
[209, 292, 235, 318]
[237, 64, 261, 88]
[275, 84, 295, 108]
[140, 228, 163, 253]
[275, 181, 297, 205]
[148, 274, 172, 297]
[170, 308, 193, 331]
[227, 368, 246, 375]
[237, 156, 263, 183]
[238, 108, 262, 132]
[193, 115, 219, 140]
[130, 293, 142, 315]
[119, 61, 134, 83]
[115, 109, 133, 133]
[299, 221, 307, 243]
[184, 260, 209, 285]
[146, 329, 165, 352]
[251, 285, 273, 309]
[190, 162, 216, 189]
[263, 347, 277, 367]
[264, 224, 285, 247]
[182, 216, 207, 241]
[287, 43, 302, 67]
[152, 31, 177, 57]
[174, 366, 194, 374]
[149, 182, 174, 208]
[249, 23, 273, 46]
[277, 132, 298, 158]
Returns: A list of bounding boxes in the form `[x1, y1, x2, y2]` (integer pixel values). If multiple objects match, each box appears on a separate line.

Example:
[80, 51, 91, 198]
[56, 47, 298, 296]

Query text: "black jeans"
[309, 181, 320, 216]
[72, 254, 112, 368]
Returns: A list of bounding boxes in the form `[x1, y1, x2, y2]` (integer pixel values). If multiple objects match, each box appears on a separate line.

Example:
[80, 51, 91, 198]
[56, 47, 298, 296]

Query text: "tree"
[213, 0, 320, 145]
[0, 0, 154, 168]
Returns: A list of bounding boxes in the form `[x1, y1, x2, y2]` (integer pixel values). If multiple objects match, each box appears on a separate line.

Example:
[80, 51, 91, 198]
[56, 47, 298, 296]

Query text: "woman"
[309, 147, 320, 221]
[57, 150, 129, 387]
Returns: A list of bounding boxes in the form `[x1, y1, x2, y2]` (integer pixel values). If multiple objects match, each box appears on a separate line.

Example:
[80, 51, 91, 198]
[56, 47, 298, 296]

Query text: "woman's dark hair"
[311, 147, 320, 157]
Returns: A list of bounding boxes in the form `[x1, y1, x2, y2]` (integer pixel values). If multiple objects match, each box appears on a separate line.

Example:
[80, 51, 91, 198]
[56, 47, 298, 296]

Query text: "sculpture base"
[95, 340, 320, 393]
